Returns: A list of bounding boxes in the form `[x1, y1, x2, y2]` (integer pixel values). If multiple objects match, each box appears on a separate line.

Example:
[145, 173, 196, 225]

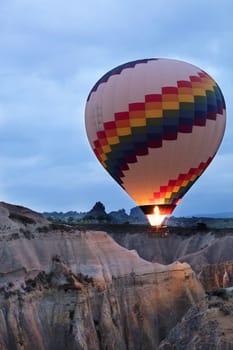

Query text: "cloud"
[0, 0, 232, 214]
[174, 153, 233, 216]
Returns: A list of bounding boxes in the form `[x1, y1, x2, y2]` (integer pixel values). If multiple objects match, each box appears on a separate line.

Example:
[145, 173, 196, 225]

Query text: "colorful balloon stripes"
[85, 58, 226, 221]
[92, 72, 224, 196]
[149, 156, 212, 207]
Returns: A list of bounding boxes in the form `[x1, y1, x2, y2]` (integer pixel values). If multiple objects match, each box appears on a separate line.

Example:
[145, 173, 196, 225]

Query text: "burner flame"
[146, 206, 167, 227]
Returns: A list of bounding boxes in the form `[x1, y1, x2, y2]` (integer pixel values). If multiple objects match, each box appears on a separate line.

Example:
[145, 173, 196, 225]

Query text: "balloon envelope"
[85, 58, 226, 225]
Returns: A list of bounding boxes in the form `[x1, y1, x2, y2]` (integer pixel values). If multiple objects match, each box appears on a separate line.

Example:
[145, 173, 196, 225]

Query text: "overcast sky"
[0, 0, 232, 216]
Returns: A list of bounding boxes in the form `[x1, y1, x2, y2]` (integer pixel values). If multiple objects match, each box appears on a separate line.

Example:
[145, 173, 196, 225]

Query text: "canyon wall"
[0, 202, 204, 350]
[109, 230, 233, 272]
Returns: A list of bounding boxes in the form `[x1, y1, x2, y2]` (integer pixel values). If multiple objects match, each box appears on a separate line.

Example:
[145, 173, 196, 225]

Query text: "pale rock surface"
[158, 296, 233, 350]
[109, 230, 233, 273]
[0, 202, 204, 350]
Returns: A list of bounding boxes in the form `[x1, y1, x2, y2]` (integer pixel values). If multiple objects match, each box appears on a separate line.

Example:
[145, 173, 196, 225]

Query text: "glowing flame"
[146, 206, 167, 227]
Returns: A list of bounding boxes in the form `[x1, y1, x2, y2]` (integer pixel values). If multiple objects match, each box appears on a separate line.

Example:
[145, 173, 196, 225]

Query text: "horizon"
[41, 200, 233, 219]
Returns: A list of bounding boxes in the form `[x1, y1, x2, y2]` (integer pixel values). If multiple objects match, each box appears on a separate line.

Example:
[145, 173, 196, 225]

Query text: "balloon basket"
[147, 226, 170, 238]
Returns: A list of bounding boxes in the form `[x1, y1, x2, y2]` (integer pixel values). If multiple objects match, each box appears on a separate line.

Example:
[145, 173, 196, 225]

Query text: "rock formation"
[158, 295, 233, 349]
[2, 201, 233, 349]
[109, 230, 233, 273]
[83, 201, 108, 222]
[0, 202, 204, 350]
[199, 262, 233, 291]
[43, 202, 149, 225]
[43, 202, 233, 227]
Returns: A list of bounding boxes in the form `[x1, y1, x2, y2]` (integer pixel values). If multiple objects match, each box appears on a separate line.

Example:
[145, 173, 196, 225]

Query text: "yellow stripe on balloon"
[162, 101, 179, 109]
[130, 119, 146, 127]
[107, 136, 120, 145]
[146, 109, 163, 118]
[178, 95, 194, 102]
[117, 127, 131, 136]
[192, 88, 206, 96]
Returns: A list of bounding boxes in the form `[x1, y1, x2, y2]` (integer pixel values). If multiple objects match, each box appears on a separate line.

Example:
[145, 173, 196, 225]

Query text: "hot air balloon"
[85, 58, 226, 227]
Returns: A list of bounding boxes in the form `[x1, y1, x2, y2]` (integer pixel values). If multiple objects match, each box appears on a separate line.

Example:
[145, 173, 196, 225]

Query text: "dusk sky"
[0, 0, 232, 216]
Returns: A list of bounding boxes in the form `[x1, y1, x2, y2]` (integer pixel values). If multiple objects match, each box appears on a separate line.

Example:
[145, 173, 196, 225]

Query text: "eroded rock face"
[158, 296, 233, 350]
[109, 230, 233, 273]
[199, 262, 233, 291]
[109, 230, 233, 302]
[0, 202, 204, 350]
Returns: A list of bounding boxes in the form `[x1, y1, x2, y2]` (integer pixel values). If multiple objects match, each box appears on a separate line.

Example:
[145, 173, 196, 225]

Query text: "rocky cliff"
[0, 202, 204, 350]
[107, 227, 233, 349]
[109, 229, 233, 273]
[199, 261, 233, 291]
[158, 295, 233, 350]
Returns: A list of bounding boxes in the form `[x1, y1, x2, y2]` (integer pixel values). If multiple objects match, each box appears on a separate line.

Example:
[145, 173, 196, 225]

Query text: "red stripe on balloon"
[150, 156, 213, 206]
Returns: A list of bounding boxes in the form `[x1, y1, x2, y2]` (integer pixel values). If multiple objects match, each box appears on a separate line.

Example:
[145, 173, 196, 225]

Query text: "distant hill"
[190, 212, 233, 219]
[43, 202, 233, 227]
[43, 202, 148, 225]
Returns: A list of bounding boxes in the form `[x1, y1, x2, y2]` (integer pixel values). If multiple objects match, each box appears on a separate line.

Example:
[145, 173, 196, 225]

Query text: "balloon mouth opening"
[140, 204, 175, 228]
[146, 207, 167, 227]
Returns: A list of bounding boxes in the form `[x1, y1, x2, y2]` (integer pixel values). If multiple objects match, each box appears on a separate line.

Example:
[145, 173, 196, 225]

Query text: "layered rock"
[109, 230, 233, 272]
[158, 296, 233, 349]
[109, 230, 233, 301]
[199, 261, 233, 291]
[0, 202, 204, 350]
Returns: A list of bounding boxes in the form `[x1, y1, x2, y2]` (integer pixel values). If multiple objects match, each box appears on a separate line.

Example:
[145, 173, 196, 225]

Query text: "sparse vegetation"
[207, 288, 231, 300]
[196, 222, 208, 230]
[19, 228, 34, 239]
[43, 202, 233, 229]
[9, 213, 36, 225]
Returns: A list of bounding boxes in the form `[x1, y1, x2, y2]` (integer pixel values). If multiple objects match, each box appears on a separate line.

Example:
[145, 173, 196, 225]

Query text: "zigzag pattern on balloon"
[87, 58, 158, 100]
[93, 72, 225, 186]
[149, 156, 212, 206]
